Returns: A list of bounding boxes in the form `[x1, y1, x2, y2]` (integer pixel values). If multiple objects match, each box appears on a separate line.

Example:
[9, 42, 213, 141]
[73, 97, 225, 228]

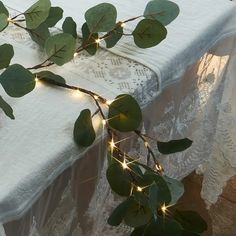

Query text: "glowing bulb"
[155, 164, 163, 172]
[74, 52, 78, 58]
[94, 95, 99, 100]
[106, 100, 112, 106]
[137, 186, 143, 192]
[110, 139, 115, 149]
[95, 38, 101, 44]
[161, 204, 167, 214]
[121, 22, 126, 28]
[102, 119, 106, 126]
[72, 90, 83, 98]
[7, 17, 11, 22]
[144, 141, 149, 147]
[122, 159, 128, 169]
[35, 77, 39, 82]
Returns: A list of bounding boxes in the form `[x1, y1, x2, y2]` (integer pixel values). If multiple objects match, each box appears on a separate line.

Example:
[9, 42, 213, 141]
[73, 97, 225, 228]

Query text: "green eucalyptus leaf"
[0, 13, 8, 32]
[28, 23, 50, 46]
[134, 191, 149, 207]
[45, 33, 76, 66]
[144, 172, 171, 208]
[24, 0, 51, 29]
[132, 19, 167, 48]
[73, 109, 96, 147]
[62, 17, 77, 39]
[0, 95, 14, 119]
[36, 71, 66, 84]
[0, 64, 35, 98]
[85, 3, 117, 32]
[108, 94, 142, 132]
[144, 0, 179, 26]
[148, 184, 160, 215]
[0, 1, 9, 16]
[181, 230, 200, 236]
[143, 217, 182, 236]
[148, 181, 171, 215]
[105, 22, 123, 48]
[163, 175, 184, 205]
[106, 162, 132, 196]
[108, 198, 133, 226]
[174, 210, 207, 234]
[0, 44, 14, 69]
[157, 138, 193, 154]
[124, 198, 152, 227]
[131, 226, 146, 236]
[44, 6, 63, 27]
[81, 22, 98, 56]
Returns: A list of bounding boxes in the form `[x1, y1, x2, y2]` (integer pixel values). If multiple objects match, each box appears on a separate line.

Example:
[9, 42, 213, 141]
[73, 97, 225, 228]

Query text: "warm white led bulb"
[137, 186, 143, 192]
[121, 22, 126, 28]
[161, 204, 167, 214]
[102, 119, 106, 126]
[106, 100, 112, 105]
[122, 159, 128, 169]
[110, 139, 115, 148]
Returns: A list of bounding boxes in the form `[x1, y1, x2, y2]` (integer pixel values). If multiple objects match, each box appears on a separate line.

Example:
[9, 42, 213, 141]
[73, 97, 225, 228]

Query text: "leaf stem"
[37, 77, 162, 172]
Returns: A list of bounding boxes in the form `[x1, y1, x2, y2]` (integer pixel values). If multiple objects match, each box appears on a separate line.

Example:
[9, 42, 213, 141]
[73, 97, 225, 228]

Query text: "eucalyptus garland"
[0, 0, 207, 235]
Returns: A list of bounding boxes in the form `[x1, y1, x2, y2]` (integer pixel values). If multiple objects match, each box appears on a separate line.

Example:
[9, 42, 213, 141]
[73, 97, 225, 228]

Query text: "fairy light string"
[9, 4, 166, 220]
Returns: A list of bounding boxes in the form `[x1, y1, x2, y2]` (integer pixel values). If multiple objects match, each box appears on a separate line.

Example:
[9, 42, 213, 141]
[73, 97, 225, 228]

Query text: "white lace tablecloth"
[0, 0, 236, 235]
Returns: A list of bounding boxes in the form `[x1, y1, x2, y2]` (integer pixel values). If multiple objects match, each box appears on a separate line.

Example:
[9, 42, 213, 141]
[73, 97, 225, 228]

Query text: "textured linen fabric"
[5, 0, 236, 89]
[0, 0, 236, 226]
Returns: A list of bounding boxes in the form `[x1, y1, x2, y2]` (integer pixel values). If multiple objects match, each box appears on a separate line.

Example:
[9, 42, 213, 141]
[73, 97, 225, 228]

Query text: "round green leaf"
[85, 3, 117, 32]
[44, 6, 63, 27]
[173, 210, 207, 234]
[132, 19, 167, 48]
[0, 1, 9, 16]
[28, 23, 50, 47]
[134, 191, 149, 207]
[62, 17, 77, 39]
[144, 172, 171, 211]
[36, 71, 66, 84]
[131, 226, 146, 236]
[0, 64, 35, 98]
[45, 33, 76, 66]
[144, 0, 180, 26]
[81, 22, 98, 56]
[144, 217, 182, 236]
[73, 109, 96, 147]
[157, 138, 193, 154]
[163, 175, 184, 205]
[105, 22, 123, 48]
[106, 162, 132, 196]
[24, 0, 51, 29]
[108, 94, 142, 132]
[0, 95, 14, 119]
[181, 230, 200, 236]
[124, 198, 152, 227]
[148, 183, 171, 215]
[0, 13, 8, 32]
[0, 44, 14, 69]
[108, 198, 133, 226]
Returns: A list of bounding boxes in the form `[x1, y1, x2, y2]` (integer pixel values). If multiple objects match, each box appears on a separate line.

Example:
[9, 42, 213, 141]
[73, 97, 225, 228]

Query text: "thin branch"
[11, 13, 24, 20]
